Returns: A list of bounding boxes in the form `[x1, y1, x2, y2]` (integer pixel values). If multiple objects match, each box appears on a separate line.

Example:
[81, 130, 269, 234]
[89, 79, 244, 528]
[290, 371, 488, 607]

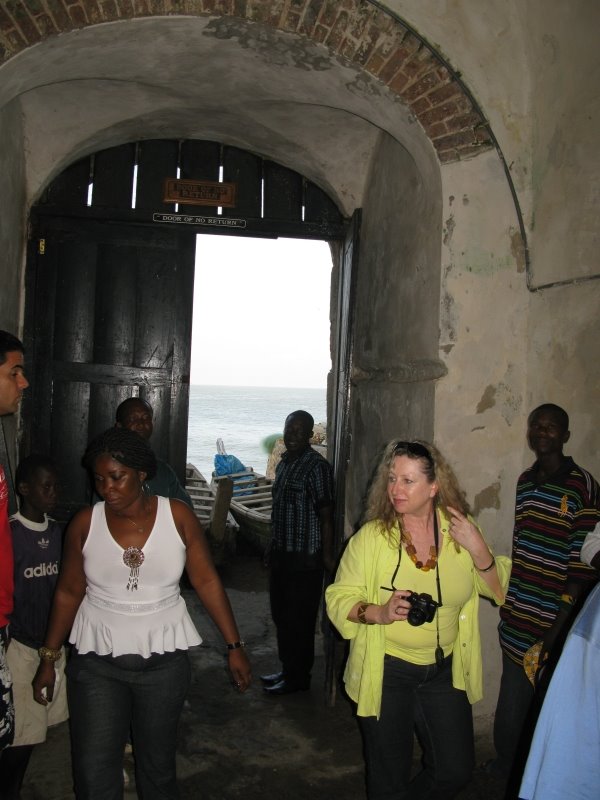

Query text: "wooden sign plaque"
[163, 178, 237, 207]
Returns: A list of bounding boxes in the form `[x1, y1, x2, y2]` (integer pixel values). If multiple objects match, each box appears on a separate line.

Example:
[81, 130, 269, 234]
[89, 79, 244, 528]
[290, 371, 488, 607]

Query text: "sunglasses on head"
[393, 441, 433, 465]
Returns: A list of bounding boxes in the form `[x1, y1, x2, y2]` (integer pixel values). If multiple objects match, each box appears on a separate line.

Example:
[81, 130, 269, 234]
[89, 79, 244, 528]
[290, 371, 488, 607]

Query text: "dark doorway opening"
[21, 139, 349, 522]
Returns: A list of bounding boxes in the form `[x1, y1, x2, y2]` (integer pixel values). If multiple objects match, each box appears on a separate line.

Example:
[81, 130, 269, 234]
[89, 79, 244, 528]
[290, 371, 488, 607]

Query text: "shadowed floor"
[22, 550, 507, 799]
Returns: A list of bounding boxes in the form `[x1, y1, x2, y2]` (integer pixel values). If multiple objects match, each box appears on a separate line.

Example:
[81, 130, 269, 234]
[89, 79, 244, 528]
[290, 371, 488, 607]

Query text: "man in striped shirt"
[491, 403, 599, 786]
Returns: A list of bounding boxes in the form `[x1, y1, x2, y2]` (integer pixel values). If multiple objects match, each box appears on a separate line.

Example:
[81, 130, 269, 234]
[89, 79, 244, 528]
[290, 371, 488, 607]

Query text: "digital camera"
[405, 591, 440, 626]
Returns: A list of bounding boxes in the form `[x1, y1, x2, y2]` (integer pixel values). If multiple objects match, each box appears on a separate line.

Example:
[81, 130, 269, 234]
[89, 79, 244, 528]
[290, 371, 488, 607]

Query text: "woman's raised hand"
[446, 506, 491, 565]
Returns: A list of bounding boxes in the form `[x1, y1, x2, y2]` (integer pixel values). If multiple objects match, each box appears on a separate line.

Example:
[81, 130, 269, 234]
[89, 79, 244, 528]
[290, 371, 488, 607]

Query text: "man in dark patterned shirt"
[262, 410, 334, 696]
[490, 403, 599, 786]
[114, 397, 192, 507]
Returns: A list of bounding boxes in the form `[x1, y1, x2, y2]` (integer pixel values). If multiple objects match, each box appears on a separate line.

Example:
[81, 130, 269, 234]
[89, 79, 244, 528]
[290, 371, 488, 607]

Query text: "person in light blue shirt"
[519, 581, 600, 800]
[581, 521, 600, 571]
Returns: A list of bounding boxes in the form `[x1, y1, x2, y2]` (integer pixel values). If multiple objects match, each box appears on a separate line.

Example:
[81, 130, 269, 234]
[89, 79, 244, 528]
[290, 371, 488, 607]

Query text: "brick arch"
[0, 1, 492, 164]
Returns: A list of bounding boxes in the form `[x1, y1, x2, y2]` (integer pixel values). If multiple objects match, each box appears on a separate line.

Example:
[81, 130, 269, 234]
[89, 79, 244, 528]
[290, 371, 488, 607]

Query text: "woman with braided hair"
[32, 427, 251, 799]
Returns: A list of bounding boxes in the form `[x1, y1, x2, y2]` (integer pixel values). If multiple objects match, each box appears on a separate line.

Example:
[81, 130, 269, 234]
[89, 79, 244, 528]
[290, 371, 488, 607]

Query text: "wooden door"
[330, 209, 361, 543]
[22, 217, 196, 520]
[324, 209, 361, 704]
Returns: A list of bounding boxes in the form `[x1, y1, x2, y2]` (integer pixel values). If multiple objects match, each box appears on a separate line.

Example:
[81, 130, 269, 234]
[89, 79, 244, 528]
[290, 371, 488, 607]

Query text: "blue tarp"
[213, 453, 247, 477]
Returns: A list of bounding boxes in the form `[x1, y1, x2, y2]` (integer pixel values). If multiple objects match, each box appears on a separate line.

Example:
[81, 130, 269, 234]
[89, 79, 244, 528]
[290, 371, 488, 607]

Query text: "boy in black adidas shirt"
[0, 455, 68, 798]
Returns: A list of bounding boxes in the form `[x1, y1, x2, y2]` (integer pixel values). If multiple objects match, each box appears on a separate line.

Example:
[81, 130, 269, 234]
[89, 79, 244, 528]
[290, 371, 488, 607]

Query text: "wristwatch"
[38, 646, 62, 662]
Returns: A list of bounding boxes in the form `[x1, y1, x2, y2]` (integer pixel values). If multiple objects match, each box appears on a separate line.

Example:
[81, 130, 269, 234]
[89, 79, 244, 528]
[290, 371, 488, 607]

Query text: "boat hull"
[230, 506, 271, 554]
[186, 464, 238, 565]
[214, 469, 272, 555]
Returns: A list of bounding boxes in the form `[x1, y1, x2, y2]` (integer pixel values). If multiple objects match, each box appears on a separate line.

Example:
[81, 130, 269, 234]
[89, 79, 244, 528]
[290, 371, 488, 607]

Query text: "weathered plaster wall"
[387, 2, 600, 487]
[387, 1, 531, 206]
[387, 1, 600, 472]
[435, 149, 529, 713]
[345, 131, 443, 532]
[523, 0, 600, 287]
[526, 287, 600, 475]
[521, 0, 600, 485]
[386, 0, 600, 284]
[0, 100, 26, 332]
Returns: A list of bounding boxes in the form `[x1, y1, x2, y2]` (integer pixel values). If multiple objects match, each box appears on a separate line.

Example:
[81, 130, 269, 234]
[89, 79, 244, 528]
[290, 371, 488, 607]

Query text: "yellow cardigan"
[325, 512, 511, 719]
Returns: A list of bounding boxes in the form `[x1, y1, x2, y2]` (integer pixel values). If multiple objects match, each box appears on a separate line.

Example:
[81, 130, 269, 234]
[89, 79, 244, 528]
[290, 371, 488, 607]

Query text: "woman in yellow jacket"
[326, 440, 511, 800]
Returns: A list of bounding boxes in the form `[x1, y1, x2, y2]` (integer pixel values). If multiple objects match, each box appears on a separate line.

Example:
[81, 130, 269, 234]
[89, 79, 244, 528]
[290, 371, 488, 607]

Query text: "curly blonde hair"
[364, 439, 471, 543]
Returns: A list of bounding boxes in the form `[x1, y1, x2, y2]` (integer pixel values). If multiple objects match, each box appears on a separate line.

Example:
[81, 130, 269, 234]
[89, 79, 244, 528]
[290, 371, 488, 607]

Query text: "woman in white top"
[33, 427, 251, 799]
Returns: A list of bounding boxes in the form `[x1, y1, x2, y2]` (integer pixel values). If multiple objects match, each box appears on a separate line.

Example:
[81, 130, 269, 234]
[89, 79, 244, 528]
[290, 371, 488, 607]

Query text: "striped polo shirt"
[499, 457, 599, 665]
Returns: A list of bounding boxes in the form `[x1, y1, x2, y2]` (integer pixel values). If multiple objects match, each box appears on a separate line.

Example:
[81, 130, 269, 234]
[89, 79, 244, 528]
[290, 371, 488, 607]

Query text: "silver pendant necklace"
[116, 500, 150, 591]
[123, 546, 145, 591]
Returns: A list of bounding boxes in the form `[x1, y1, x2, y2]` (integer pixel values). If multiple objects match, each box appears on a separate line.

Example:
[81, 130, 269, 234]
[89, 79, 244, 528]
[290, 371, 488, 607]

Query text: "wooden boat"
[214, 468, 273, 554]
[185, 463, 239, 565]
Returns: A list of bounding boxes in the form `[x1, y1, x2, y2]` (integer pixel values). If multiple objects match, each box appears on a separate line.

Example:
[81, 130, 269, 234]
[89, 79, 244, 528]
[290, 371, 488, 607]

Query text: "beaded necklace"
[403, 528, 438, 571]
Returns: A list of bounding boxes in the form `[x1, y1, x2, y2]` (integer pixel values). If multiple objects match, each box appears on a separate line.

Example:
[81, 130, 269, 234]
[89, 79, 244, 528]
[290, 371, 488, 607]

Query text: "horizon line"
[189, 383, 327, 390]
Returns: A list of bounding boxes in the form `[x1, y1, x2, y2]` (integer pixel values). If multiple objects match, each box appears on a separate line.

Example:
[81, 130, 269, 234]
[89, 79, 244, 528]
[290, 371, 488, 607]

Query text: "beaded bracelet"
[225, 641, 246, 651]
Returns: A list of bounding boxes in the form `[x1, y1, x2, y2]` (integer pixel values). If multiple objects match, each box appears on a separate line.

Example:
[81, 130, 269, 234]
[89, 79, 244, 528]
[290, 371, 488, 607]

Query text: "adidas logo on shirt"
[24, 561, 59, 578]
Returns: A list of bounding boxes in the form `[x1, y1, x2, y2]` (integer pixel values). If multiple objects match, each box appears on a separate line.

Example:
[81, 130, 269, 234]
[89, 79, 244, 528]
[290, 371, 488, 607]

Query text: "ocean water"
[186, 385, 327, 480]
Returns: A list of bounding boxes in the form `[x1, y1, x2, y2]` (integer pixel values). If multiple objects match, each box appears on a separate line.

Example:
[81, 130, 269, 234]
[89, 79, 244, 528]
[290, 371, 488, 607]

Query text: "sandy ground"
[21, 550, 508, 799]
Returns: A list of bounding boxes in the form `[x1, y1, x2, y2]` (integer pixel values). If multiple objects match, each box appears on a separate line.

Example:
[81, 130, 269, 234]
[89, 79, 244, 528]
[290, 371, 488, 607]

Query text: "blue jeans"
[359, 653, 474, 800]
[67, 650, 190, 800]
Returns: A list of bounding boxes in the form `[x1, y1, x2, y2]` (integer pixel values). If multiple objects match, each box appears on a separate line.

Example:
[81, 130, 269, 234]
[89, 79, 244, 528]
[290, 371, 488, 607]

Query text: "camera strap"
[433, 512, 445, 668]
[383, 511, 446, 668]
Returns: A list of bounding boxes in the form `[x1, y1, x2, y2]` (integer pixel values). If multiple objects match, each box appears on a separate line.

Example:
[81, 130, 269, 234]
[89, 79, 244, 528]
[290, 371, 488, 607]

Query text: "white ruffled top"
[70, 496, 202, 657]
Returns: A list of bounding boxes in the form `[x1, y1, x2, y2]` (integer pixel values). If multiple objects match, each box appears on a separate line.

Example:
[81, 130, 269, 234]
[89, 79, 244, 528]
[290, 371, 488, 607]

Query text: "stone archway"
[0, 3, 456, 532]
[0, 0, 493, 164]
[0, 0, 521, 540]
